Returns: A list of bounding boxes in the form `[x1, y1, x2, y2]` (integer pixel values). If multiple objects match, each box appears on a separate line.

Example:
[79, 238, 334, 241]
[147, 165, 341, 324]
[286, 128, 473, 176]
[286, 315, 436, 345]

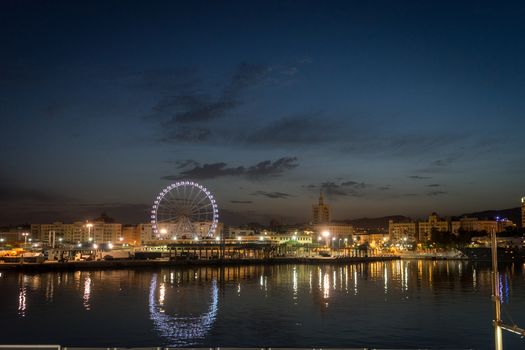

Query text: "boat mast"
[490, 227, 525, 349]
[491, 228, 503, 350]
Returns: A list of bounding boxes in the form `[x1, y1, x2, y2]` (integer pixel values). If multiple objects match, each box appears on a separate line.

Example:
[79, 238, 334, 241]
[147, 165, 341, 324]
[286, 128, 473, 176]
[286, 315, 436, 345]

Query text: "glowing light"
[237, 236, 242, 241]
[215, 236, 220, 241]
[108, 243, 113, 249]
[194, 237, 199, 241]
[322, 230, 330, 238]
[93, 244, 98, 249]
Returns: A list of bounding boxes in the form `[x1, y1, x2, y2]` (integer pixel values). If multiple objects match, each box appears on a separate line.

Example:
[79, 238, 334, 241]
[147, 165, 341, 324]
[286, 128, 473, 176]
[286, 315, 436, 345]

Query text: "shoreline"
[0, 256, 402, 271]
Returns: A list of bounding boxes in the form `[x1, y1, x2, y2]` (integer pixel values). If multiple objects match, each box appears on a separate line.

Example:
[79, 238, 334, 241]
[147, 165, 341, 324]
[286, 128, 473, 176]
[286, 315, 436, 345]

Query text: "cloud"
[148, 62, 272, 143]
[416, 155, 460, 173]
[246, 157, 298, 178]
[163, 162, 245, 180]
[320, 182, 348, 197]
[427, 191, 447, 196]
[341, 181, 368, 189]
[173, 159, 200, 169]
[251, 191, 292, 199]
[306, 181, 367, 198]
[408, 175, 432, 180]
[162, 157, 299, 181]
[248, 113, 332, 145]
[230, 200, 253, 204]
[378, 186, 391, 191]
[427, 184, 441, 187]
[433, 157, 457, 167]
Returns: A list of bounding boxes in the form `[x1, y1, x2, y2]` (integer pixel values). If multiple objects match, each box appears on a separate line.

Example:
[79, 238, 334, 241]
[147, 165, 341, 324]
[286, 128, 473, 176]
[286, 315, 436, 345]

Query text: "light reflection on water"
[0, 261, 524, 348]
[148, 273, 218, 346]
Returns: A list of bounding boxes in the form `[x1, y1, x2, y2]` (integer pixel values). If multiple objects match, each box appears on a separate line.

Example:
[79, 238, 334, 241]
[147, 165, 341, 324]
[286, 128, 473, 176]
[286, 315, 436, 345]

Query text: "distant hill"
[460, 207, 521, 228]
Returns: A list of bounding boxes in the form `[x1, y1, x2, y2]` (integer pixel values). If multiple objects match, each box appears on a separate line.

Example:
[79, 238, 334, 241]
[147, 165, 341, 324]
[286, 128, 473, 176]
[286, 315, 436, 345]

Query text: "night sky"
[1, 0, 524, 225]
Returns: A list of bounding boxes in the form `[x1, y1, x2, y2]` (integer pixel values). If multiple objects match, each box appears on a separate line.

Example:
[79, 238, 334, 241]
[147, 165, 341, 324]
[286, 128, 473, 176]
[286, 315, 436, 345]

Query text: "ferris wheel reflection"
[148, 273, 219, 346]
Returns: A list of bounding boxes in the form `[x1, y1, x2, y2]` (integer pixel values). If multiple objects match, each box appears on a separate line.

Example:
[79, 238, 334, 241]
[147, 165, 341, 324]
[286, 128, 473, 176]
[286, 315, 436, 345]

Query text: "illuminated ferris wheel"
[151, 181, 219, 239]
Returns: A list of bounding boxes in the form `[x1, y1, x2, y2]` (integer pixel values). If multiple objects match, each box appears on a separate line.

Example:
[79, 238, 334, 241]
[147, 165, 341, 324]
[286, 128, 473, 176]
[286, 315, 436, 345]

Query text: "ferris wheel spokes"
[151, 181, 219, 239]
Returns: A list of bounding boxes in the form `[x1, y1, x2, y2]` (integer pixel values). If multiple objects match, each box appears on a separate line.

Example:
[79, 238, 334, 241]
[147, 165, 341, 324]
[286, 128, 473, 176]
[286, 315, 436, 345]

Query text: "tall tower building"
[521, 197, 525, 229]
[312, 191, 330, 224]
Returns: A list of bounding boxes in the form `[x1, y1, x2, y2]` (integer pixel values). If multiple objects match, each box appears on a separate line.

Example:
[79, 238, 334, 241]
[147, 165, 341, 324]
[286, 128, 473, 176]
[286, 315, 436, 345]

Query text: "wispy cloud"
[408, 175, 432, 180]
[162, 157, 299, 181]
[251, 191, 292, 199]
[230, 200, 253, 204]
[148, 62, 274, 143]
[246, 157, 298, 179]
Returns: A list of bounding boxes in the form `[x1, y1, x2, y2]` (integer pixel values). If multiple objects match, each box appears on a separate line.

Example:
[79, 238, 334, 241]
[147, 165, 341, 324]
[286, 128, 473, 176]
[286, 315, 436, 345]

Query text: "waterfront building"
[457, 217, 514, 233]
[313, 223, 354, 239]
[388, 220, 418, 242]
[31, 221, 122, 244]
[228, 227, 255, 238]
[355, 232, 389, 247]
[0, 227, 30, 244]
[121, 225, 141, 245]
[269, 232, 313, 244]
[312, 191, 330, 224]
[389, 213, 515, 243]
[417, 213, 451, 241]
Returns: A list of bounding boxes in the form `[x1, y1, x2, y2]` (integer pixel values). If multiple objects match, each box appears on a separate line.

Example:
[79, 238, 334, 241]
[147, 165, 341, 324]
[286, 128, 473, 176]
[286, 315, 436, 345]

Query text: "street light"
[322, 230, 330, 248]
[22, 232, 29, 245]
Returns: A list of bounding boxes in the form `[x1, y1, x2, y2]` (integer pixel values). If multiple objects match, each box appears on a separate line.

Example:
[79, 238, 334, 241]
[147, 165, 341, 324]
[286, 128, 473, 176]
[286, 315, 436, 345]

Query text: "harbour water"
[1, 260, 525, 349]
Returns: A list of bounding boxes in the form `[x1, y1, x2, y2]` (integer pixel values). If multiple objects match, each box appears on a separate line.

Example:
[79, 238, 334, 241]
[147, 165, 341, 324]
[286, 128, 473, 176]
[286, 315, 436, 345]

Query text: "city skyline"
[2, 1, 525, 225]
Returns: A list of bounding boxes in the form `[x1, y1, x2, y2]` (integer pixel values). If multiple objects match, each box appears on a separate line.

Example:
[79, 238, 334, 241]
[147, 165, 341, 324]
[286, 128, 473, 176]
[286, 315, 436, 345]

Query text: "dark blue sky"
[1, 0, 524, 225]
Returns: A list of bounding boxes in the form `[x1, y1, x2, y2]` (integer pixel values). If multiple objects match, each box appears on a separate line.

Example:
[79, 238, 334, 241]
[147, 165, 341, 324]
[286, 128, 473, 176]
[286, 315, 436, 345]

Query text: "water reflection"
[148, 273, 218, 346]
[18, 284, 27, 317]
[1, 261, 525, 347]
[83, 273, 91, 311]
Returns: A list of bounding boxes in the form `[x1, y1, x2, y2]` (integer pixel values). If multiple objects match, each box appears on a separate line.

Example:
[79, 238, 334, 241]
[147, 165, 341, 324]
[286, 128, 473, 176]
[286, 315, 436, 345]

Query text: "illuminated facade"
[312, 191, 330, 224]
[228, 227, 255, 238]
[121, 225, 141, 244]
[417, 213, 450, 241]
[313, 223, 354, 239]
[30, 221, 122, 244]
[388, 220, 418, 241]
[389, 213, 515, 242]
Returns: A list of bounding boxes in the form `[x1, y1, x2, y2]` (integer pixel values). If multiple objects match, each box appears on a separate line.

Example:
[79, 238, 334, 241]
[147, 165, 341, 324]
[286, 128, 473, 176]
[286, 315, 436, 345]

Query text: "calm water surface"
[1, 260, 525, 349]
